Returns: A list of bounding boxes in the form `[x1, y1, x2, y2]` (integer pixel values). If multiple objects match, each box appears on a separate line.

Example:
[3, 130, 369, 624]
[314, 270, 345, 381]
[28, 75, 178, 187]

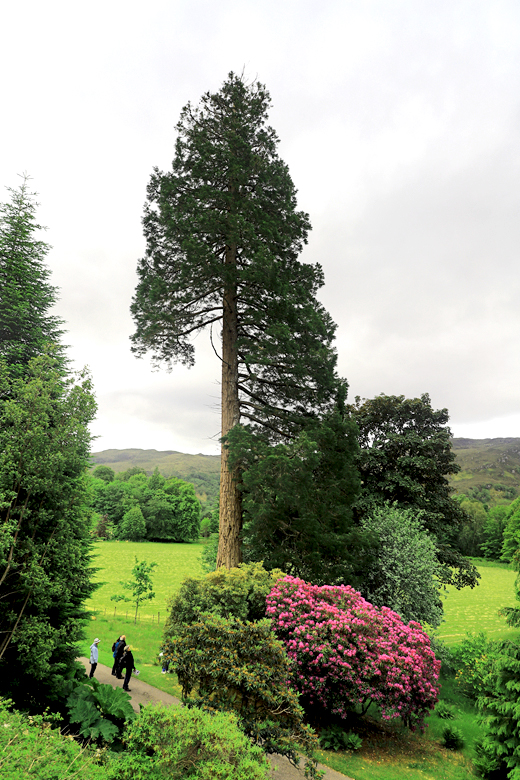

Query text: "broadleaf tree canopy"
[131, 73, 342, 567]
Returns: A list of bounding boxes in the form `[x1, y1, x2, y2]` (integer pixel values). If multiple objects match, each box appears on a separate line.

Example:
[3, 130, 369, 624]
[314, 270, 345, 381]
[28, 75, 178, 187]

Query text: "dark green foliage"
[473, 739, 509, 779]
[228, 399, 364, 586]
[0, 697, 107, 779]
[457, 498, 488, 557]
[66, 678, 135, 744]
[477, 640, 520, 778]
[163, 613, 320, 778]
[481, 506, 509, 560]
[164, 562, 284, 629]
[319, 725, 362, 752]
[111, 557, 157, 624]
[500, 497, 520, 562]
[108, 703, 270, 780]
[442, 724, 465, 750]
[351, 393, 479, 590]
[0, 353, 97, 709]
[0, 177, 65, 380]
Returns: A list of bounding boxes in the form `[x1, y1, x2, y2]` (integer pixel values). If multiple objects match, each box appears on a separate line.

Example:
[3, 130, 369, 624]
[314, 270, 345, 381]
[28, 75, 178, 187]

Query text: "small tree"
[111, 557, 157, 624]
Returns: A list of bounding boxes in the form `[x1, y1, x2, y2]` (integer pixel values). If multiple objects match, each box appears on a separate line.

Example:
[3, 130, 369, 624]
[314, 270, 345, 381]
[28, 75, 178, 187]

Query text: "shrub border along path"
[78, 658, 352, 780]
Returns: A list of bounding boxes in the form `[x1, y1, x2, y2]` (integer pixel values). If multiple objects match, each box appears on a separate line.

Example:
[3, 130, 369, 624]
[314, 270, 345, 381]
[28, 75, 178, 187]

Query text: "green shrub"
[0, 697, 107, 779]
[109, 704, 270, 780]
[164, 561, 284, 628]
[435, 702, 456, 720]
[66, 678, 135, 744]
[442, 724, 465, 750]
[319, 725, 362, 752]
[163, 612, 320, 778]
[452, 632, 496, 700]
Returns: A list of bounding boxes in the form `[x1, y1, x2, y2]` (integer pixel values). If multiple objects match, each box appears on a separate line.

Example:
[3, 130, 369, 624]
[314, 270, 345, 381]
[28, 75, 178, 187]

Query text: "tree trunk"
[217, 244, 242, 569]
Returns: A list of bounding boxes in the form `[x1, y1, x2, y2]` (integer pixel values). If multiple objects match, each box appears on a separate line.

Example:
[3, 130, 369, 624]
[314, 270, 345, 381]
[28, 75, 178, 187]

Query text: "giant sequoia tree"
[131, 74, 340, 568]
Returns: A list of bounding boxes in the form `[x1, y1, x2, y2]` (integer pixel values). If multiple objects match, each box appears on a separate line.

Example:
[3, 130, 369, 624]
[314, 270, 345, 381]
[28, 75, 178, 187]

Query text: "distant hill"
[90, 449, 220, 506]
[449, 438, 520, 501]
[91, 438, 520, 508]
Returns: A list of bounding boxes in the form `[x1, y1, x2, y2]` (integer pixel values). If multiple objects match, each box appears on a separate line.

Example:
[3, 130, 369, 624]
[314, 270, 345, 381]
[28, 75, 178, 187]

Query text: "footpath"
[78, 658, 352, 780]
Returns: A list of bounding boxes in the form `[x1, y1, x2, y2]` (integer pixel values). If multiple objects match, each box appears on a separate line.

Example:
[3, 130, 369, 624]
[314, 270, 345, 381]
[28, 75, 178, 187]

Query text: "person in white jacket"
[89, 638, 101, 678]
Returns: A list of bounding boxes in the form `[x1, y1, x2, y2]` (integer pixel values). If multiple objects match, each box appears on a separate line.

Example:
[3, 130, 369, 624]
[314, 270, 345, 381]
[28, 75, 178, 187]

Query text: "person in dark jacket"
[114, 634, 126, 679]
[111, 635, 126, 676]
[120, 646, 135, 692]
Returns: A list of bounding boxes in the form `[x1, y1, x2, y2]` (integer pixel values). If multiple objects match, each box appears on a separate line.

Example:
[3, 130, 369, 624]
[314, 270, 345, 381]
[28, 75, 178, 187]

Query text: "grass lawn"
[87, 539, 205, 619]
[437, 559, 518, 645]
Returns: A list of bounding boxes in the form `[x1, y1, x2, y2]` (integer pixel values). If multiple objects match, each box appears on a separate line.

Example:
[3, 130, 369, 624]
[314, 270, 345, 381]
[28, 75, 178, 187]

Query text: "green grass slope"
[450, 437, 520, 498]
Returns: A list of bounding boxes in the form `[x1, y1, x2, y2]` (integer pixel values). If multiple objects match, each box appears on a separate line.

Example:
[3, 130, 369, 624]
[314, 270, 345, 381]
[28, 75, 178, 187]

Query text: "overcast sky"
[2, 0, 520, 454]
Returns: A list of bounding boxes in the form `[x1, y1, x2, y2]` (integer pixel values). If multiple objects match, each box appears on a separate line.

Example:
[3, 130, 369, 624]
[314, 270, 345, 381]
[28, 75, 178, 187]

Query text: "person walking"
[89, 638, 101, 678]
[114, 634, 126, 679]
[111, 634, 126, 676]
[120, 645, 136, 692]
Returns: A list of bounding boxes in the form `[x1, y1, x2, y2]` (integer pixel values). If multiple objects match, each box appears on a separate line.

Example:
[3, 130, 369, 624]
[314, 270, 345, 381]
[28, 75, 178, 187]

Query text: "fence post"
[158, 612, 160, 624]
[114, 605, 116, 618]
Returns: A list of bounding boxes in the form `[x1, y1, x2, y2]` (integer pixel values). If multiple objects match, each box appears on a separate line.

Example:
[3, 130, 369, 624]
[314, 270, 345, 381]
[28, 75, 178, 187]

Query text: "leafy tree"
[456, 498, 487, 557]
[92, 465, 115, 483]
[480, 505, 508, 559]
[130, 73, 341, 568]
[111, 557, 157, 624]
[360, 505, 443, 627]
[351, 393, 479, 590]
[0, 352, 97, 708]
[500, 497, 520, 562]
[229, 398, 364, 586]
[144, 477, 200, 542]
[116, 506, 147, 541]
[0, 176, 64, 379]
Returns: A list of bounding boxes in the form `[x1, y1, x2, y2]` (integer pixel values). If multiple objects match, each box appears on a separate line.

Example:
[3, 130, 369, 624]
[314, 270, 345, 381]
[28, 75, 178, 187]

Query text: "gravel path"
[78, 658, 353, 780]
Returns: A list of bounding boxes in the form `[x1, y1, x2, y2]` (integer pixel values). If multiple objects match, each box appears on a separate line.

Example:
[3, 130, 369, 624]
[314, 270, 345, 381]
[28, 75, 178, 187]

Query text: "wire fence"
[90, 606, 164, 625]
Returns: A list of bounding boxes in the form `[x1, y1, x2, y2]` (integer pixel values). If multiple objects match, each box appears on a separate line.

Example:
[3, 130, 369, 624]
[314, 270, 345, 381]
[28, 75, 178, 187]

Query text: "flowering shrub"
[267, 576, 440, 731]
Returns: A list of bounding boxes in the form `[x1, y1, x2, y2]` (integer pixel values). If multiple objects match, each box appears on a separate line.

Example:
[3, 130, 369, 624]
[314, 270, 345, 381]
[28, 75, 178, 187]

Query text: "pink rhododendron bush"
[266, 576, 440, 731]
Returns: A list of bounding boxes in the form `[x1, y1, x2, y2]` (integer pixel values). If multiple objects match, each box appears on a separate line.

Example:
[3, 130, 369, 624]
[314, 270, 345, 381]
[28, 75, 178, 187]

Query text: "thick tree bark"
[216, 244, 242, 569]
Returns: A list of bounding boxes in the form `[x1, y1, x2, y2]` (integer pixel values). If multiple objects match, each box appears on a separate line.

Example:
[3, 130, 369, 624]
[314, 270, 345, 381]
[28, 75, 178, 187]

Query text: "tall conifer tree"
[131, 74, 341, 567]
[0, 176, 65, 378]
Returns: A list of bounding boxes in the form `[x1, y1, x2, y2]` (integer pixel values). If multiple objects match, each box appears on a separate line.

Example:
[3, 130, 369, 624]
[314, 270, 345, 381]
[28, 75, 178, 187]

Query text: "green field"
[87, 539, 205, 620]
[437, 559, 518, 645]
